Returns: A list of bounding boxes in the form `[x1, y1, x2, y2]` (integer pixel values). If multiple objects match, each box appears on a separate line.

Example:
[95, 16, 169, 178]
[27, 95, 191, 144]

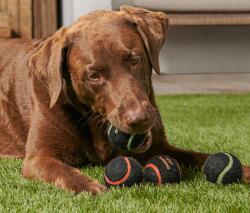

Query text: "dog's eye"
[130, 56, 142, 66]
[88, 71, 101, 80]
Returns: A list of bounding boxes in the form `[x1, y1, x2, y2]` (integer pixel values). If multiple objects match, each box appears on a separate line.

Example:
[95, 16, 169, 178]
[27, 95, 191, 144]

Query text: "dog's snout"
[126, 109, 148, 126]
[124, 104, 153, 131]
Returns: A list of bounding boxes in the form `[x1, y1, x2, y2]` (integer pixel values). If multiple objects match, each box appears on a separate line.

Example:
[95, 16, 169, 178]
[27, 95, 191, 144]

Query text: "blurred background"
[1, 0, 250, 93]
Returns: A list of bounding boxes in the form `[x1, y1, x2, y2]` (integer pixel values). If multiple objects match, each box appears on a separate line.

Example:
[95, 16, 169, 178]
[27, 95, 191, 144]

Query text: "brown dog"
[0, 6, 249, 194]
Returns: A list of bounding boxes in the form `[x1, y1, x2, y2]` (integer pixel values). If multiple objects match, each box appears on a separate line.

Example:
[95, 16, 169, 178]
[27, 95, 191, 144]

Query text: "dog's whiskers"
[97, 117, 108, 131]
[83, 113, 106, 130]
[89, 114, 108, 131]
[80, 114, 97, 128]
[75, 110, 92, 126]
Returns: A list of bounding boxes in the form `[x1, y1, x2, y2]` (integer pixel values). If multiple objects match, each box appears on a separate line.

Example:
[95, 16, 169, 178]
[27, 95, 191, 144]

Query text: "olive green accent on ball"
[127, 134, 136, 150]
[107, 124, 113, 136]
[216, 153, 233, 184]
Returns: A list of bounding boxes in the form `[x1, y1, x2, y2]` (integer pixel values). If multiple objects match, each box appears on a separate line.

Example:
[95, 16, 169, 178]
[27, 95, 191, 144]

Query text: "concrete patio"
[152, 73, 250, 94]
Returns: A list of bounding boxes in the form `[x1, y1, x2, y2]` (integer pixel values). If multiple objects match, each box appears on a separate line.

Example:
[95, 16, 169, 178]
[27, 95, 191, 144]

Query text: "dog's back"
[0, 38, 34, 157]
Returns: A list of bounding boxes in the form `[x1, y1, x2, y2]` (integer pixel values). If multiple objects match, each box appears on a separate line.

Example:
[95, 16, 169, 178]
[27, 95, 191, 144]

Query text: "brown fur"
[0, 6, 249, 194]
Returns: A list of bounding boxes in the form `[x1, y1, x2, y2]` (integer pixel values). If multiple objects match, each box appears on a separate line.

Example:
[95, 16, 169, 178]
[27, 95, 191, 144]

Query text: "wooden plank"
[46, 0, 57, 34]
[0, 0, 7, 12]
[19, 0, 32, 38]
[33, 0, 58, 38]
[33, 0, 41, 38]
[0, 13, 10, 37]
[166, 13, 250, 26]
[7, 0, 19, 36]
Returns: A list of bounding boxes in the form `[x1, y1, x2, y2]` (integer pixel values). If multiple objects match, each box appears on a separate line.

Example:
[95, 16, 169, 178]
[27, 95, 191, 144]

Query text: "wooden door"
[0, 0, 58, 38]
[0, 0, 10, 37]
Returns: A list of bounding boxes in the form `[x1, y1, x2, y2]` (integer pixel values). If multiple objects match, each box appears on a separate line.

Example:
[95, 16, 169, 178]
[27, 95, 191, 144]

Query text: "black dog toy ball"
[107, 124, 146, 150]
[104, 156, 143, 187]
[143, 155, 182, 185]
[203, 152, 243, 184]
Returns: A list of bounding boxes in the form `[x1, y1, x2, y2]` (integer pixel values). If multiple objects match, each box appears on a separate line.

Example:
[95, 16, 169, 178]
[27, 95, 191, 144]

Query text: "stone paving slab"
[152, 73, 250, 95]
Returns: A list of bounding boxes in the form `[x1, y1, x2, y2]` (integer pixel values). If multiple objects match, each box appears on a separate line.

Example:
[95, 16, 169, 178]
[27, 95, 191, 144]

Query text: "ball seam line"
[107, 124, 113, 136]
[145, 163, 162, 184]
[216, 153, 233, 184]
[173, 158, 183, 178]
[159, 156, 172, 170]
[104, 157, 131, 186]
[127, 134, 136, 150]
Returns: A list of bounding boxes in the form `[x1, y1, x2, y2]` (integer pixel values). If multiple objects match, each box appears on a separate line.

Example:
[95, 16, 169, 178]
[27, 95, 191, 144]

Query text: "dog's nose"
[125, 108, 151, 130]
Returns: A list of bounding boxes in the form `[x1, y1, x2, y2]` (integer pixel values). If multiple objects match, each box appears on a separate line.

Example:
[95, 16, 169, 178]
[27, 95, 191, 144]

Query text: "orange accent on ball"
[104, 157, 131, 185]
[145, 163, 162, 184]
[159, 156, 171, 170]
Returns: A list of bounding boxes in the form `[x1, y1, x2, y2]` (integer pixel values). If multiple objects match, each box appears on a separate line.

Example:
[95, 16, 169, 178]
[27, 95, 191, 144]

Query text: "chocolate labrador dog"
[0, 6, 249, 194]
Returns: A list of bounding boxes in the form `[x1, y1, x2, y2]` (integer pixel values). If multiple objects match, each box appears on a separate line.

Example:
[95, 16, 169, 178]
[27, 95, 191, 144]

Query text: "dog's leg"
[137, 133, 209, 169]
[23, 113, 106, 195]
[23, 154, 105, 194]
[159, 143, 209, 170]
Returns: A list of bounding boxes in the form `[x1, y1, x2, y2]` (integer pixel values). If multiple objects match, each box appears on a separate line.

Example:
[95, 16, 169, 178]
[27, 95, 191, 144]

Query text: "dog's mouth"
[131, 130, 152, 153]
[106, 122, 152, 154]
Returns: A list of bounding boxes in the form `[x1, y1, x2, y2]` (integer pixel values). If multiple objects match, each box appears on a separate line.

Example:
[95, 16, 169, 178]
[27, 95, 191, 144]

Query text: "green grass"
[1, 94, 250, 212]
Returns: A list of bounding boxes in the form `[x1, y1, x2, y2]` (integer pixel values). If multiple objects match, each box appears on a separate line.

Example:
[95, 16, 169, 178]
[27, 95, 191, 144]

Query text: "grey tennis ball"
[203, 152, 243, 184]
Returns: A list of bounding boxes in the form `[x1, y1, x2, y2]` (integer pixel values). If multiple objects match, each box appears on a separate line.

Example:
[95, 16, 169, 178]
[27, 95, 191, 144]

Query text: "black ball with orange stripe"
[143, 155, 182, 185]
[104, 156, 143, 187]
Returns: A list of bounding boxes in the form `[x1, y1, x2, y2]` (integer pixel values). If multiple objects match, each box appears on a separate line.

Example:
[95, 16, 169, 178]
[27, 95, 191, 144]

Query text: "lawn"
[1, 94, 250, 212]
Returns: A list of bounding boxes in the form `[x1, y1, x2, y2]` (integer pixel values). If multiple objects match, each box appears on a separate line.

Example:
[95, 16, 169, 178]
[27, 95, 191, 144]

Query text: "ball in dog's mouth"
[107, 124, 152, 153]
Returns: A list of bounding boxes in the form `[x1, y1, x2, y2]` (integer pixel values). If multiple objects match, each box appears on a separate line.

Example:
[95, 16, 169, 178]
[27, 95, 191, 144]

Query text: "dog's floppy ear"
[121, 6, 168, 75]
[29, 27, 68, 108]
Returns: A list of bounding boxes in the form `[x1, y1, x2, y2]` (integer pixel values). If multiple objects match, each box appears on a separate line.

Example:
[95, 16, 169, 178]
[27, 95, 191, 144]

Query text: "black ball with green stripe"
[203, 152, 243, 184]
[107, 124, 146, 151]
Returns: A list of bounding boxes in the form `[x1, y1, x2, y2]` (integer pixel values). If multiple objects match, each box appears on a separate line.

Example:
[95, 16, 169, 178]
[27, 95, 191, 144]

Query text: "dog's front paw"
[242, 165, 250, 184]
[72, 178, 106, 195]
[84, 179, 107, 195]
[55, 174, 106, 195]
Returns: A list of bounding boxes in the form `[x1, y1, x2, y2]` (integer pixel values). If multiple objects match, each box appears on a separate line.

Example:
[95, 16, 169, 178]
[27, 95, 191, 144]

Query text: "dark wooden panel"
[20, 0, 32, 38]
[33, 0, 58, 38]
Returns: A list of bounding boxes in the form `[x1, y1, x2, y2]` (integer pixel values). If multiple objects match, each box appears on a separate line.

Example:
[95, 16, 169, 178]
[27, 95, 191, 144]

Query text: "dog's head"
[30, 6, 168, 150]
